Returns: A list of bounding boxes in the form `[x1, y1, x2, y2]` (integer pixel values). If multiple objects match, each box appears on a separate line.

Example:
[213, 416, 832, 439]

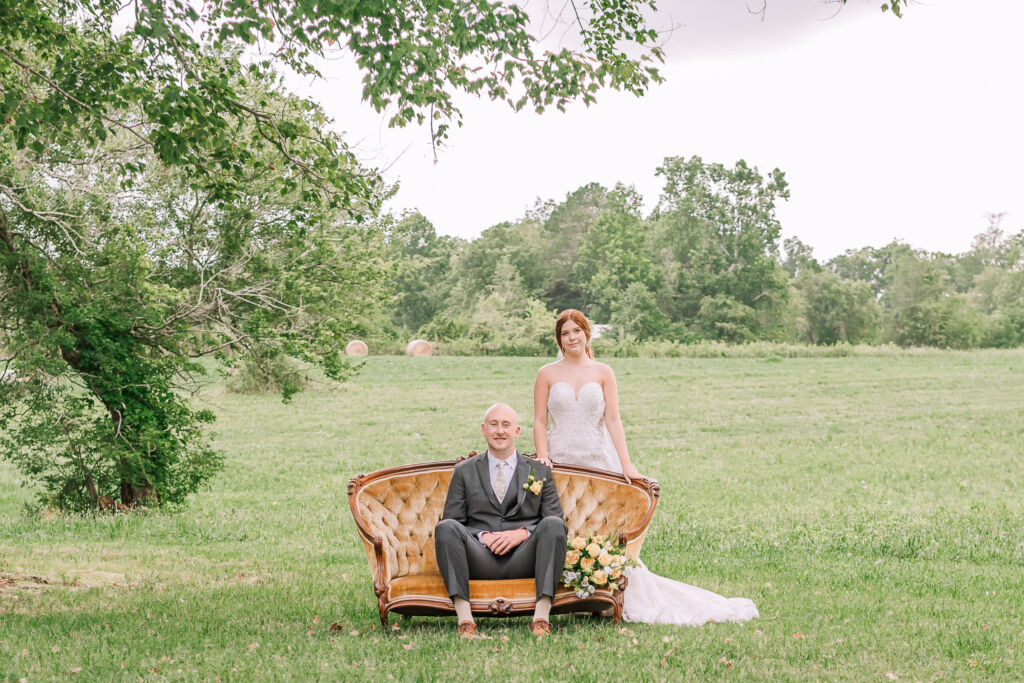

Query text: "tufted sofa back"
[349, 460, 659, 582]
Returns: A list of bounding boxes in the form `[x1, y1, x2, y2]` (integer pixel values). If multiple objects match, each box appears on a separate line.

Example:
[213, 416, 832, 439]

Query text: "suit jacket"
[442, 451, 563, 538]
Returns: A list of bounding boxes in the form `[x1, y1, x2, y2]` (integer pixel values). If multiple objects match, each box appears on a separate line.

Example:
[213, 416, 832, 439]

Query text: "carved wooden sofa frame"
[347, 456, 659, 627]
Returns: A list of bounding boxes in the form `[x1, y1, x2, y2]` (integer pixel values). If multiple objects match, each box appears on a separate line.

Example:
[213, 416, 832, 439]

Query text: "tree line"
[377, 157, 1024, 354]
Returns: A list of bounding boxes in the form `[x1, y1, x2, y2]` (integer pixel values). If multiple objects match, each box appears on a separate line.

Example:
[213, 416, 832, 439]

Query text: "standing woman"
[533, 309, 759, 625]
[532, 309, 641, 481]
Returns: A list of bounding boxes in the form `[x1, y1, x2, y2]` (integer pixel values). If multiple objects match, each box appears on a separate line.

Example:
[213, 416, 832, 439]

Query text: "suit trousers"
[434, 516, 568, 602]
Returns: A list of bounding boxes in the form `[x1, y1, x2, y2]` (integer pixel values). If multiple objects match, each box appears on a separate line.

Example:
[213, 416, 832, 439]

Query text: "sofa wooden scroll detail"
[347, 457, 659, 626]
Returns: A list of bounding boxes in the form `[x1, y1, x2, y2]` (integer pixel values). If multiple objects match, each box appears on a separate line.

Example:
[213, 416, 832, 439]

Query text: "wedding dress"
[546, 381, 759, 625]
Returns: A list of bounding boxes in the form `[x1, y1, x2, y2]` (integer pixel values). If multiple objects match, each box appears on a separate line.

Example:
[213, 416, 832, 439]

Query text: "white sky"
[292, 0, 1024, 261]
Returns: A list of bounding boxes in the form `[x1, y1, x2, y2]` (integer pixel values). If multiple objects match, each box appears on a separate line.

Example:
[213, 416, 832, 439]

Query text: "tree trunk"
[120, 481, 156, 507]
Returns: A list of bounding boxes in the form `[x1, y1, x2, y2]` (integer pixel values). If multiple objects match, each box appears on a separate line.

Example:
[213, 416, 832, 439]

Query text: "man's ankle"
[453, 596, 474, 623]
[534, 595, 552, 621]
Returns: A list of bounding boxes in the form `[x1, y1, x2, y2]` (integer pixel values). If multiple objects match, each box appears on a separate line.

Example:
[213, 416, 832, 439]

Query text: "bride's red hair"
[555, 309, 594, 359]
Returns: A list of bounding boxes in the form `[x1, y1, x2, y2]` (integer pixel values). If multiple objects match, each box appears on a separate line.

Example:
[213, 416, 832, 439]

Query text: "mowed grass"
[2, 351, 1023, 680]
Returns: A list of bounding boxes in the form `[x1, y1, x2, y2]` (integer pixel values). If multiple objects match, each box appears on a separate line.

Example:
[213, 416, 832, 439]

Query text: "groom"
[434, 403, 567, 639]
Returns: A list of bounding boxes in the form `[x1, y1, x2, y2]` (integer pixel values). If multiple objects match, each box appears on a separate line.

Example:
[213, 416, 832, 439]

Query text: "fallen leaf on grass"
[248, 643, 258, 650]
[885, 673, 898, 680]
[349, 630, 359, 637]
[312, 616, 320, 624]
[392, 623, 401, 631]
[328, 622, 343, 633]
[793, 633, 806, 639]
[402, 643, 412, 650]
[500, 636, 509, 643]
[68, 668, 82, 674]
[718, 657, 733, 668]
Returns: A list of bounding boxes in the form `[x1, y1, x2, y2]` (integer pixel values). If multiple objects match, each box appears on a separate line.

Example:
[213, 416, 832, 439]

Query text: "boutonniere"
[523, 468, 546, 496]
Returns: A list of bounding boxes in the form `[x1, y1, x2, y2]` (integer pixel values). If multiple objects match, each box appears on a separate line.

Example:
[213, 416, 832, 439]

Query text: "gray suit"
[435, 451, 567, 601]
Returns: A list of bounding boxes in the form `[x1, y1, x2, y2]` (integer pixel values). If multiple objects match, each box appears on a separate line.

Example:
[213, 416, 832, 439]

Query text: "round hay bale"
[405, 339, 433, 357]
[345, 339, 369, 356]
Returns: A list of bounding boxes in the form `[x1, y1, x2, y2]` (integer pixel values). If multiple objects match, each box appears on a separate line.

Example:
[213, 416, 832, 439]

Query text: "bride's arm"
[603, 367, 642, 483]
[532, 371, 552, 466]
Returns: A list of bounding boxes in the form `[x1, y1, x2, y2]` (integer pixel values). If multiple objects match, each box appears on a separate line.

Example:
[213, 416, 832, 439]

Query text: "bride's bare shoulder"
[535, 361, 562, 384]
[536, 360, 563, 375]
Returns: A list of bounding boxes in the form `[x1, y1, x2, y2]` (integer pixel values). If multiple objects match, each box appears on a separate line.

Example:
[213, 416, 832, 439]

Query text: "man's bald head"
[483, 402, 518, 424]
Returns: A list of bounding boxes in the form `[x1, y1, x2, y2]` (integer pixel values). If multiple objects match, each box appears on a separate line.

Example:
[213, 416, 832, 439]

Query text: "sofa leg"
[379, 607, 389, 630]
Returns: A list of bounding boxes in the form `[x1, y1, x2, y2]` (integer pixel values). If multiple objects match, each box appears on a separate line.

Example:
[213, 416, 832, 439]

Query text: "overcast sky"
[293, 0, 1024, 261]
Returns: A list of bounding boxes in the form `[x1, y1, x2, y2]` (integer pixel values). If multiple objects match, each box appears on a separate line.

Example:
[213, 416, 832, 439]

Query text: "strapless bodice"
[546, 381, 620, 472]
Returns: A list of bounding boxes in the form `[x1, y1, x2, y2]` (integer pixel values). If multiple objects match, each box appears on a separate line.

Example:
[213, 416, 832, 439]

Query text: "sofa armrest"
[369, 535, 391, 597]
[348, 473, 394, 595]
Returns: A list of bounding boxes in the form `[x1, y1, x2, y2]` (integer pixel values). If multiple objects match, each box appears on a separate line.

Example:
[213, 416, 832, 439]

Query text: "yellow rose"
[571, 537, 587, 551]
[593, 535, 605, 544]
[609, 581, 618, 591]
[592, 570, 608, 585]
[597, 552, 613, 567]
[529, 481, 543, 495]
[580, 557, 595, 570]
[611, 567, 622, 579]
[585, 542, 602, 558]
[564, 550, 581, 566]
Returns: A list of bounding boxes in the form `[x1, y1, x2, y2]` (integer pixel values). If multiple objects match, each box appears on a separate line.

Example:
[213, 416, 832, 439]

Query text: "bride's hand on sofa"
[622, 462, 642, 484]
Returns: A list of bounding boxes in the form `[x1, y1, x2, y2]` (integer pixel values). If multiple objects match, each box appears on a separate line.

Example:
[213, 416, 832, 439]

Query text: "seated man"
[434, 403, 567, 639]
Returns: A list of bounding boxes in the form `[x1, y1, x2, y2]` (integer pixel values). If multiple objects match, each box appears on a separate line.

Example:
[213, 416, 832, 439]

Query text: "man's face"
[481, 405, 520, 456]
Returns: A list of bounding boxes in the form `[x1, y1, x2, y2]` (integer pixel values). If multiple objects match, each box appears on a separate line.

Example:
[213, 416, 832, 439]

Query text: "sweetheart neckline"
[550, 380, 602, 402]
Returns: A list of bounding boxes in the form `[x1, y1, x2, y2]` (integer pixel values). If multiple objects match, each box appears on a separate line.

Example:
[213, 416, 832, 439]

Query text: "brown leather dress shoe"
[529, 618, 551, 637]
[458, 621, 477, 639]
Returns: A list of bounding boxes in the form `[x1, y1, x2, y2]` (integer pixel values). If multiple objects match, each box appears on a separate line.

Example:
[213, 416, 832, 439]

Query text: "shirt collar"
[486, 450, 517, 471]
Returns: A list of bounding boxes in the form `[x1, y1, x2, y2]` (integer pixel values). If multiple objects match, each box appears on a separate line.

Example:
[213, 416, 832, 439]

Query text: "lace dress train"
[546, 381, 759, 626]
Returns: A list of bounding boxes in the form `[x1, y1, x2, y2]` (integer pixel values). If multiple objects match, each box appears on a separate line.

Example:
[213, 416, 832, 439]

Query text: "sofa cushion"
[388, 572, 605, 603]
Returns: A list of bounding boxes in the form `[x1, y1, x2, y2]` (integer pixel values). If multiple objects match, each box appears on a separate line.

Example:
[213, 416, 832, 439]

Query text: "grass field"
[2, 352, 1023, 680]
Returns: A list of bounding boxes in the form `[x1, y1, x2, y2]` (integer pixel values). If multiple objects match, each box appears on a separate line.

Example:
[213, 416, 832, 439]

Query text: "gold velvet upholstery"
[348, 459, 659, 626]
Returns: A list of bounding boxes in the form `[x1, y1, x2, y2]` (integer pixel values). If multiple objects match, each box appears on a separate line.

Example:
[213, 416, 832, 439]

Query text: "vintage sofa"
[347, 455, 659, 626]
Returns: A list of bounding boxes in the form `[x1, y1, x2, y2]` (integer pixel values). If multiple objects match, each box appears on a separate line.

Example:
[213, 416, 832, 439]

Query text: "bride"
[533, 309, 759, 626]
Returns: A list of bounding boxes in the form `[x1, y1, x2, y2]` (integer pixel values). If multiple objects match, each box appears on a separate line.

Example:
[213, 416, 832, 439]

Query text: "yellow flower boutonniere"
[523, 468, 546, 495]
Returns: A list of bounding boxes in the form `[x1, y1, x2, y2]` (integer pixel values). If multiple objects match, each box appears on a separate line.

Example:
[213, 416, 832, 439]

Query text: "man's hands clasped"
[480, 528, 529, 555]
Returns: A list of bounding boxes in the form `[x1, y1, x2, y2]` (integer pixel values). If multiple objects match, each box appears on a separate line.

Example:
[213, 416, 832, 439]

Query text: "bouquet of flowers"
[561, 531, 637, 599]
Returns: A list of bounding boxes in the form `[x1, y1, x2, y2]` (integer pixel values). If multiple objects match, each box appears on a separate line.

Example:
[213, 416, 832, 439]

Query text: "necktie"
[494, 461, 508, 503]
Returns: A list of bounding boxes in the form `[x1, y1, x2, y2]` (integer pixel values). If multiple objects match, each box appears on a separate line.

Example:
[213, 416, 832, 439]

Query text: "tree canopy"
[1, 0, 666, 509]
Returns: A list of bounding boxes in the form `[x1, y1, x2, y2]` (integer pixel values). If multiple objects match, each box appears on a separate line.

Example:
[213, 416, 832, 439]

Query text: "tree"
[1, 0, 665, 508]
[386, 212, 463, 334]
[535, 183, 611, 312]
[573, 184, 659, 321]
[883, 252, 981, 348]
[827, 241, 915, 299]
[466, 259, 554, 355]
[793, 271, 881, 345]
[609, 282, 670, 341]
[782, 236, 821, 278]
[652, 156, 791, 340]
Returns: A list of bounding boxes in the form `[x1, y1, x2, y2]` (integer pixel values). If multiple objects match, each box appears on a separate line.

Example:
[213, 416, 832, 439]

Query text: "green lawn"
[2, 352, 1023, 680]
